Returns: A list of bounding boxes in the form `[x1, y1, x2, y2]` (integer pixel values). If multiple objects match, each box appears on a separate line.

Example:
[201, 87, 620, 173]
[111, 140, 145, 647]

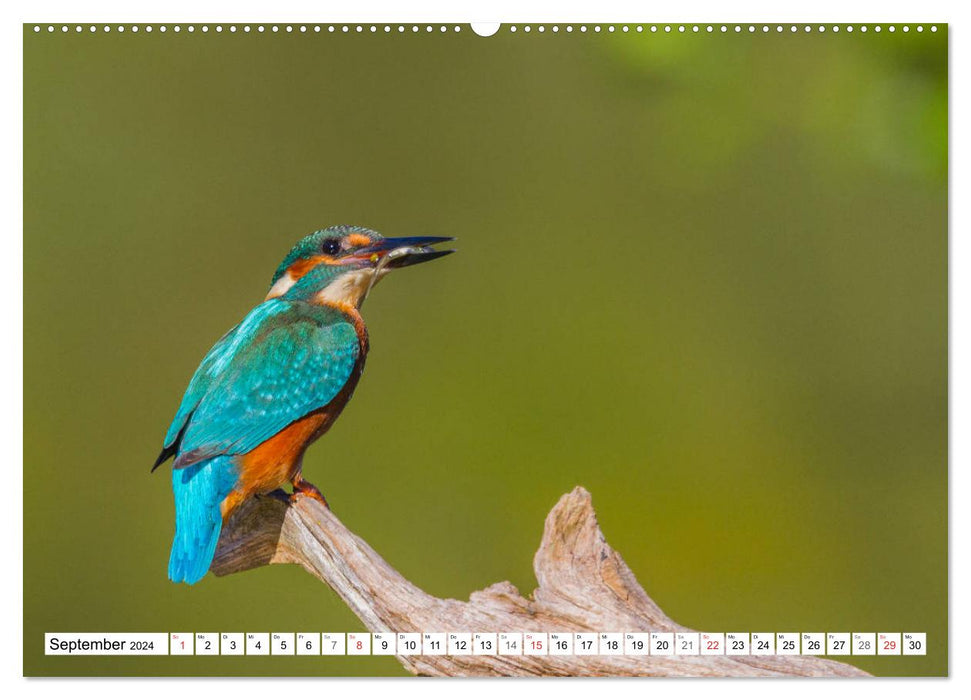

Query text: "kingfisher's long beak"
[356, 236, 455, 269]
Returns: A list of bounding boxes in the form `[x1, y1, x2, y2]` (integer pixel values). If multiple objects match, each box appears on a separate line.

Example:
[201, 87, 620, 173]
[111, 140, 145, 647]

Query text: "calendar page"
[23, 18, 947, 679]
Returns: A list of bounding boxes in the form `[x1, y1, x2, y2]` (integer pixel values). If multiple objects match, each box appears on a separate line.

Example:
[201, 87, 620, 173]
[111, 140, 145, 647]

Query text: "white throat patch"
[314, 267, 391, 309]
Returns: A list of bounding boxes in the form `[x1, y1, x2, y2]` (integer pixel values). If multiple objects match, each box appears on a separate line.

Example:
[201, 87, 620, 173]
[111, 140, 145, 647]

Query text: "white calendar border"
[7, 1, 966, 699]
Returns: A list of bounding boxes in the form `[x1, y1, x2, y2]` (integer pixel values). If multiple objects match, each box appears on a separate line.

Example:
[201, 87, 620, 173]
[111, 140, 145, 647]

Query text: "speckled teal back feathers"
[163, 300, 360, 468]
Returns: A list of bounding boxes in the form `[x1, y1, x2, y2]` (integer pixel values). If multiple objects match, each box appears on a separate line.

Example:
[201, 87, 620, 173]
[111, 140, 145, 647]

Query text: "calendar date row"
[47, 632, 926, 657]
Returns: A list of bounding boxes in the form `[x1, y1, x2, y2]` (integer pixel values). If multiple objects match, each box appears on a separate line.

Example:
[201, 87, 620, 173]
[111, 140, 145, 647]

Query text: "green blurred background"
[24, 24, 947, 677]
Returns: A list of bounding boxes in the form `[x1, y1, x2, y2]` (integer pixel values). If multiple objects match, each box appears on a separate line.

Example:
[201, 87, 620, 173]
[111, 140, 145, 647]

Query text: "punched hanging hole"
[471, 23, 500, 37]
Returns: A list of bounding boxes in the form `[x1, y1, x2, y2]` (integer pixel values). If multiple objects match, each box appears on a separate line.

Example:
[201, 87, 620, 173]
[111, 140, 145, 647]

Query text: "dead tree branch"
[211, 486, 866, 677]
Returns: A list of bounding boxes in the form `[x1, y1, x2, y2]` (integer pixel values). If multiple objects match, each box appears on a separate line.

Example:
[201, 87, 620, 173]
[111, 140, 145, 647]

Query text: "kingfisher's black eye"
[321, 238, 341, 256]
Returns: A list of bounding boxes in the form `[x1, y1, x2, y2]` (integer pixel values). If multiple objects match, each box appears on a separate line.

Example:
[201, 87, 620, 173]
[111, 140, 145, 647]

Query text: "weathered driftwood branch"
[211, 486, 866, 677]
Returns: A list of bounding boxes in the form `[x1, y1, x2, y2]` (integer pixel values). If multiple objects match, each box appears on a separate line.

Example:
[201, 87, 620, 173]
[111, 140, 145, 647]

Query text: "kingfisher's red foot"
[290, 475, 330, 510]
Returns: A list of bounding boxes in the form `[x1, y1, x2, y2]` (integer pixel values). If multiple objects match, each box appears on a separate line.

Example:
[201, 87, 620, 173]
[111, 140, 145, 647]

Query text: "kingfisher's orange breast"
[235, 410, 331, 496]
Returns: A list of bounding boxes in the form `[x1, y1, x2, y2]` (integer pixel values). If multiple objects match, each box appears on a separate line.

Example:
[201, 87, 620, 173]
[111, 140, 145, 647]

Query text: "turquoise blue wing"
[156, 300, 293, 461]
[172, 301, 360, 469]
[161, 328, 234, 451]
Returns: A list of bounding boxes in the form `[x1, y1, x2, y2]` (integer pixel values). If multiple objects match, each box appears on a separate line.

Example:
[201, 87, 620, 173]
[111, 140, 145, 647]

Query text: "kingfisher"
[152, 225, 453, 584]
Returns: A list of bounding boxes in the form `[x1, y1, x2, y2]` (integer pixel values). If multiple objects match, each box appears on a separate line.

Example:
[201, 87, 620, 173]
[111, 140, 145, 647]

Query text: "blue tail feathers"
[168, 456, 238, 584]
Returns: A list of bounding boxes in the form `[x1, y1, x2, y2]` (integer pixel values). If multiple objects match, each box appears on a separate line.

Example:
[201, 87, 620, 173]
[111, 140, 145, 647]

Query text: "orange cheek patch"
[287, 254, 336, 279]
[347, 233, 372, 247]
